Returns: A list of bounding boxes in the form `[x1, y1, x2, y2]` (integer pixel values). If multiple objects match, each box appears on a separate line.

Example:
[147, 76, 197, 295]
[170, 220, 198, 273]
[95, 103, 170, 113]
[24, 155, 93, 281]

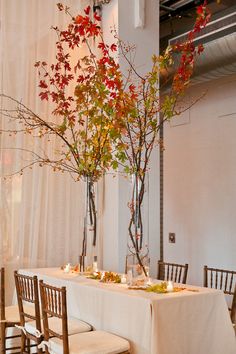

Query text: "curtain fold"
[0, 0, 103, 303]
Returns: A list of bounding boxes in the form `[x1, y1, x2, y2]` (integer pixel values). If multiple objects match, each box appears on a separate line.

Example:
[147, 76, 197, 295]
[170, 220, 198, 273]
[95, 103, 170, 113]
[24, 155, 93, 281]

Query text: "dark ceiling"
[160, 0, 235, 23]
[160, 0, 236, 50]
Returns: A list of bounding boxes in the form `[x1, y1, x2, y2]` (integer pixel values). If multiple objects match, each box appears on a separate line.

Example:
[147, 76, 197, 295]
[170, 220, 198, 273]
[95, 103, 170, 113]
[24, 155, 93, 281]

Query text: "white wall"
[102, 0, 160, 276]
[164, 74, 236, 285]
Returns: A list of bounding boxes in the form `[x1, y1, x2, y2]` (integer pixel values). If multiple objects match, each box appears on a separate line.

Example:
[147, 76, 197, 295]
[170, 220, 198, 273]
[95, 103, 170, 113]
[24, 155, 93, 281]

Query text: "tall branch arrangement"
[1, 4, 124, 255]
[0, 2, 210, 271]
[113, 2, 211, 274]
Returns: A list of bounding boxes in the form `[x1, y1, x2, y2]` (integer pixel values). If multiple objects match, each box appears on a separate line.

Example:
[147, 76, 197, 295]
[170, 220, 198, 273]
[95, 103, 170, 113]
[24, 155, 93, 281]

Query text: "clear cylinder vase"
[126, 172, 149, 285]
[79, 176, 97, 272]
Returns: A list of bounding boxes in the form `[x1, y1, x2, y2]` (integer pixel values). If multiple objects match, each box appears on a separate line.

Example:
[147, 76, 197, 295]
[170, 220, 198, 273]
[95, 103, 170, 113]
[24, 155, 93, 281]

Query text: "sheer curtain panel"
[0, 0, 100, 303]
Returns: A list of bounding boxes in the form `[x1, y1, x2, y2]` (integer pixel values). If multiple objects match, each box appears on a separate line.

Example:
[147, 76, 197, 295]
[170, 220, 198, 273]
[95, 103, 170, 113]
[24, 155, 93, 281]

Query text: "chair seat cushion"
[5, 305, 35, 324]
[25, 316, 92, 337]
[49, 330, 130, 354]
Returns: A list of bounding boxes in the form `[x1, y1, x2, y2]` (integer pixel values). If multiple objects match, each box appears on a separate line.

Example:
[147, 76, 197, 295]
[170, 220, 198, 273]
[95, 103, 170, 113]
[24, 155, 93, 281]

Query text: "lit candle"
[146, 277, 152, 286]
[121, 274, 126, 284]
[126, 269, 133, 286]
[101, 271, 105, 280]
[166, 280, 174, 292]
[93, 256, 98, 272]
[64, 263, 71, 273]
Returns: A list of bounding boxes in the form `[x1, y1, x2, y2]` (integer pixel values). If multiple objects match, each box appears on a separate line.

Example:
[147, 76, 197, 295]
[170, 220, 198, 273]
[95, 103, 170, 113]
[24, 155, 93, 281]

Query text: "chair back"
[231, 286, 236, 324]
[157, 260, 189, 284]
[203, 265, 236, 312]
[14, 271, 41, 331]
[39, 280, 69, 354]
[0, 267, 5, 321]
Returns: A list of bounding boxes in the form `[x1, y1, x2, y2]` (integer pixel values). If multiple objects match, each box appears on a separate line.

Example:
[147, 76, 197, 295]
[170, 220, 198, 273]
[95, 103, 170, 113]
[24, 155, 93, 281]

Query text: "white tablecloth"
[19, 268, 236, 354]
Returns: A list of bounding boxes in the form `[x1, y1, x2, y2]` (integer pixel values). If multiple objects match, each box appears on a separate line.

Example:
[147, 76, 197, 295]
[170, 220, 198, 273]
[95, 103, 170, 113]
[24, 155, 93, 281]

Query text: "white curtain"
[0, 0, 104, 303]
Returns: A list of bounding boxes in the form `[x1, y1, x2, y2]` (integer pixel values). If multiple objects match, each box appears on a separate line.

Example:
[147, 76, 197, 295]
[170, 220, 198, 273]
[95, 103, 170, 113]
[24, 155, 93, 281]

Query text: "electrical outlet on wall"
[169, 233, 176, 243]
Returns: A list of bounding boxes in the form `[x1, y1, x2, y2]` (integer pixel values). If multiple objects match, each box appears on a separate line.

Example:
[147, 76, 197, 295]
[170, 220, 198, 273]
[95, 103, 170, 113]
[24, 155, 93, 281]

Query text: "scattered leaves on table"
[146, 282, 168, 293]
[146, 282, 186, 294]
[87, 271, 121, 283]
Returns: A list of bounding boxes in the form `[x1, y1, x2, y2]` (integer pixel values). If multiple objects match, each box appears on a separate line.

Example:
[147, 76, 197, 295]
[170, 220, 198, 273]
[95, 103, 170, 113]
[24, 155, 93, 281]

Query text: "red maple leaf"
[94, 12, 101, 21]
[77, 75, 85, 83]
[50, 92, 59, 102]
[86, 23, 100, 36]
[197, 44, 204, 54]
[39, 80, 48, 89]
[110, 92, 117, 99]
[129, 84, 136, 93]
[110, 43, 117, 52]
[131, 92, 138, 100]
[98, 42, 106, 51]
[75, 15, 85, 25]
[84, 6, 91, 15]
[39, 91, 49, 101]
[106, 79, 115, 89]
[196, 4, 204, 15]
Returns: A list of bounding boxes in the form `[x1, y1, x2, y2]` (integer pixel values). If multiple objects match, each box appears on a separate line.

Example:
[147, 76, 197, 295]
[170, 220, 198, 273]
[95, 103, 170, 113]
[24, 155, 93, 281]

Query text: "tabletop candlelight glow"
[121, 274, 126, 284]
[147, 277, 152, 286]
[101, 271, 105, 280]
[167, 280, 173, 292]
[64, 263, 71, 273]
[93, 256, 98, 272]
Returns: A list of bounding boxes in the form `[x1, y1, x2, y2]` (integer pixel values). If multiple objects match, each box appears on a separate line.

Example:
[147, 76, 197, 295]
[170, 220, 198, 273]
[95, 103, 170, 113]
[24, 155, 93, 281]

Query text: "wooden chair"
[231, 286, 236, 332]
[157, 260, 189, 284]
[14, 271, 92, 354]
[0, 267, 22, 354]
[39, 280, 130, 354]
[203, 265, 236, 326]
[14, 271, 43, 354]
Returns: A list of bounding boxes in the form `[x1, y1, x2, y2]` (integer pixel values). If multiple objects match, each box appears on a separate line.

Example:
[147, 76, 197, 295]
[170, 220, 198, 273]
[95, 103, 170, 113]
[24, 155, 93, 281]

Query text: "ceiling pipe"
[161, 10, 236, 86]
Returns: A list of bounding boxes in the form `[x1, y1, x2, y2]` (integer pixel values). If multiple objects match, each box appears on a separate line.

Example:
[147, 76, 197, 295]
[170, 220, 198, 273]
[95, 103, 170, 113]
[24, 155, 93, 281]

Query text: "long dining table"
[19, 267, 236, 354]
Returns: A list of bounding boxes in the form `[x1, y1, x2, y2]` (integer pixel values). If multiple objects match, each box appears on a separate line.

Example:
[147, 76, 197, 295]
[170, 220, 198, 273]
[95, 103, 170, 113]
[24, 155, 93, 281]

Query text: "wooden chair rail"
[204, 265, 236, 329]
[203, 266, 236, 294]
[14, 271, 43, 354]
[0, 268, 22, 354]
[16, 275, 35, 303]
[157, 260, 189, 284]
[231, 286, 236, 324]
[40, 282, 64, 318]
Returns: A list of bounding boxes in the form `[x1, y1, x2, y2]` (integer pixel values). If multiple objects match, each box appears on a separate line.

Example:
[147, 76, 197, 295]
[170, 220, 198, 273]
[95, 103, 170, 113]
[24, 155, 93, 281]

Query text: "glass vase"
[126, 253, 150, 286]
[126, 172, 149, 285]
[79, 176, 97, 272]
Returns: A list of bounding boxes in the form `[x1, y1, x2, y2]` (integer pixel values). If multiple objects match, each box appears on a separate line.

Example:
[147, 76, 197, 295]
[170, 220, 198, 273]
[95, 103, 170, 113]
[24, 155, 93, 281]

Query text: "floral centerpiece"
[1, 4, 124, 268]
[0, 2, 210, 273]
[113, 2, 211, 277]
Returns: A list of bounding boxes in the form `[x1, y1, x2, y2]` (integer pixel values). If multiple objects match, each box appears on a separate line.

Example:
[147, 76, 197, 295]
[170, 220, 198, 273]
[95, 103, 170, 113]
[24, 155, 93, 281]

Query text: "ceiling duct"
[165, 9, 236, 85]
[160, 0, 204, 23]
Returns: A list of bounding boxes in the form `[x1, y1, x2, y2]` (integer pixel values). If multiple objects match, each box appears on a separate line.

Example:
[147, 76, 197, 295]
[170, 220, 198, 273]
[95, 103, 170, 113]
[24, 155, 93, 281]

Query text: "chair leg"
[37, 345, 43, 354]
[20, 333, 26, 354]
[26, 338, 30, 353]
[0, 323, 6, 354]
[36, 338, 42, 354]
